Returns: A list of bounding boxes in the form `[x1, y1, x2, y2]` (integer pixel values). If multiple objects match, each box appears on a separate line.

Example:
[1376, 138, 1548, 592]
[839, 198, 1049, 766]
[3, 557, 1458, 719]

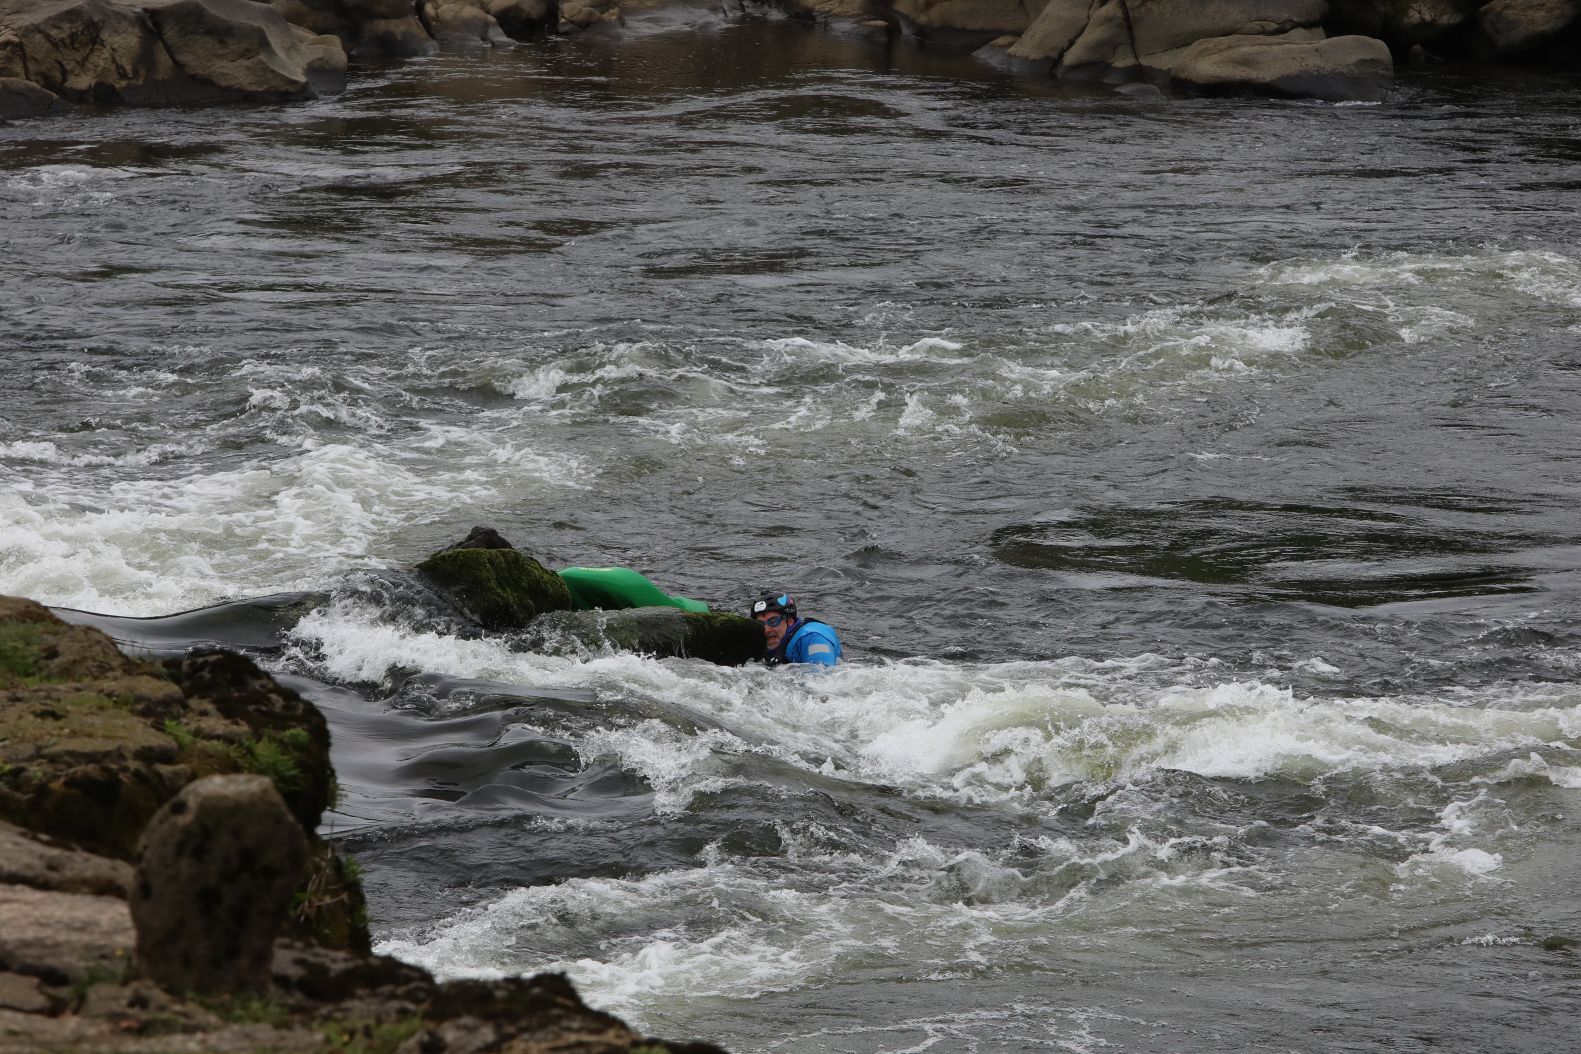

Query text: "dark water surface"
[6, 11, 1581, 1052]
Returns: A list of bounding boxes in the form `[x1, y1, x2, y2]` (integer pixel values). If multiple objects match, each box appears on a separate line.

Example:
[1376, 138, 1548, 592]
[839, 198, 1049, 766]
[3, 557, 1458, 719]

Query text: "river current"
[5, 10, 1581, 1052]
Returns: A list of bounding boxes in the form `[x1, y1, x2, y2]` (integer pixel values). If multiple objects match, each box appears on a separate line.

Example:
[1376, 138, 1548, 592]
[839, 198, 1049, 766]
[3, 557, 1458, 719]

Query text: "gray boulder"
[130, 775, 308, 996]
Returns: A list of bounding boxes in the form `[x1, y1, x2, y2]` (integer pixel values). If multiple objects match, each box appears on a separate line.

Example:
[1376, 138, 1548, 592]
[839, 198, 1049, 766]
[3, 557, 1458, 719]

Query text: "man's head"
[750, 591, 797, 650]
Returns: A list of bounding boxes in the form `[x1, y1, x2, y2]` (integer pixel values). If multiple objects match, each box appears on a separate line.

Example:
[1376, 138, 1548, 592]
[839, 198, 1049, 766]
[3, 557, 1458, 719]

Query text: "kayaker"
[750, 591, 841, 667]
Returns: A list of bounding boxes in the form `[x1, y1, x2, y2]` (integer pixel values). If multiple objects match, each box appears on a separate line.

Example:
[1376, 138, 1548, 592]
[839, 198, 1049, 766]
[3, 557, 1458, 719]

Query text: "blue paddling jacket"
[768, 618, 842, 667]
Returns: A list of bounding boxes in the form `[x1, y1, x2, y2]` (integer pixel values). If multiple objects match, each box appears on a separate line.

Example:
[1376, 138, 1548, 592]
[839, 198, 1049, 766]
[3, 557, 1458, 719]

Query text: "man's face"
[755, 611, 791, 649]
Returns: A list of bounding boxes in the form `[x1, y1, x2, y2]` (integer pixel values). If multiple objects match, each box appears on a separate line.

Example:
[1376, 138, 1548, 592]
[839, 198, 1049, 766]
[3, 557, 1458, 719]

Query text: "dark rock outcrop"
[132, 774, 309, 995]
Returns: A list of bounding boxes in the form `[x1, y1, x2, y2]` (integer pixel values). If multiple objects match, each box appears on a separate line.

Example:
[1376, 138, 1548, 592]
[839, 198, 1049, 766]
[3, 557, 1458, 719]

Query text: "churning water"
[5, 10, 1581, 1052]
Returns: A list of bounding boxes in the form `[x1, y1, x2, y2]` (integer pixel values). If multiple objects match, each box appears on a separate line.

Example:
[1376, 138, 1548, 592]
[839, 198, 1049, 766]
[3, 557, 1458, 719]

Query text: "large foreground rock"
[1, 592, 730, 1051]
[0, 596, 366, 951]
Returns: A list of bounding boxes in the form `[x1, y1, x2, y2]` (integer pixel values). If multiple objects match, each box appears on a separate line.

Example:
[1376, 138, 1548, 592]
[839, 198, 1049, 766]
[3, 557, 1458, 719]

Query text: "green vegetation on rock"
[417, 546, 572, 630]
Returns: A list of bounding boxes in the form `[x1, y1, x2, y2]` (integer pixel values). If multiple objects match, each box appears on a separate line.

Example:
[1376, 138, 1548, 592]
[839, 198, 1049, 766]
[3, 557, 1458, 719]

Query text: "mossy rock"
[416, 547, 572, 631]
[517, 608, 765, 666]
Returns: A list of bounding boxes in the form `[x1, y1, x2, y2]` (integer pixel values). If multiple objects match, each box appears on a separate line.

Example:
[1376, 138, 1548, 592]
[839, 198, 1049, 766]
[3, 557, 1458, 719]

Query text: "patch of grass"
[199, 992, 292, 1027]
[319, 1016, 425, 1054]
[0, 622, 47, 683]
[235, 731, 306, 793]
[162, 718, 197, 751]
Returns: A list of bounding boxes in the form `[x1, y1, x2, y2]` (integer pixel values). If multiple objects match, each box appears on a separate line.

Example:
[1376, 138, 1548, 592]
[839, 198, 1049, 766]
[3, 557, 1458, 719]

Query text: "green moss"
[416, 547, 572, 630]
[320, 1016, 425, 1054]
[0, 621, 47, 683]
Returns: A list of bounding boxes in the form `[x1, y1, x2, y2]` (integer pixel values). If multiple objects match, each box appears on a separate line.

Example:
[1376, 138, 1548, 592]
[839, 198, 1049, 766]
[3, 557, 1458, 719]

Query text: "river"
[4, 10, 1581, 1052]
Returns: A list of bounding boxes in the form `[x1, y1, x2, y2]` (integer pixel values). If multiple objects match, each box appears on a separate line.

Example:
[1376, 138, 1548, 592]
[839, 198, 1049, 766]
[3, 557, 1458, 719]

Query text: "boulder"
[0, 76, 63, 118]
[422, 0, 512, 45]
[558, 0, 621, 31]
[487, 0, 554, 36]
[141, 0, 331, 98]
[0, 0, 181, 103]
[1008, 0, 1394, 99]
[0, 0, 343, 107]
[1158, 30, 1395, 101]
[519, 607, 766, 666]
[1006, 0, 1094, 62]
[130, 774, 309, 995]
[416, 535, 573, 630]
[1478, 0, 1581, 53]
[1125, 0, 1328, 55]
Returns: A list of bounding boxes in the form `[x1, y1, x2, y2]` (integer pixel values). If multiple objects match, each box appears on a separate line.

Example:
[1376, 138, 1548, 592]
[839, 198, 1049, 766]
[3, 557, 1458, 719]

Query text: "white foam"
[1258, 248, 1581, 309]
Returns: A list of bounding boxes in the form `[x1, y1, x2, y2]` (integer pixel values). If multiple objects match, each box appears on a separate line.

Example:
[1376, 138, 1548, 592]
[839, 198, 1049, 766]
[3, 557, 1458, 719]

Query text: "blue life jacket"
[766, 618, 842, 667]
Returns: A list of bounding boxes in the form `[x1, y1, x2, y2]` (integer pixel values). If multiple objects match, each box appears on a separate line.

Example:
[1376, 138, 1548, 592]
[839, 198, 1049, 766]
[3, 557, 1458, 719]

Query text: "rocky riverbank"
[0, 594, 727, 1054]
[0, 0, 1577, 119]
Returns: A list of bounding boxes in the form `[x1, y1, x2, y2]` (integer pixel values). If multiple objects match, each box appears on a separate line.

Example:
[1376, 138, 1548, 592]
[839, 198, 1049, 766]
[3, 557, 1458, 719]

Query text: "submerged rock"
[521, 606, 767, 665]
[132, 774, 308, 995]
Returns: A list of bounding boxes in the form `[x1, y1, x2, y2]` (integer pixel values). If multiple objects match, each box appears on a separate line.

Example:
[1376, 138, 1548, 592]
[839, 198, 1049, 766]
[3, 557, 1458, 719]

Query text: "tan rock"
[558, 0, 621, 31]
[1007, 0, 1095, 61]
[0, 820, 133, 896]
[423, 0, 510, 44]
[0, 0, 181, 102]
[1124, 0, 1327, 56]
[0, 971, 51, 1014]
[1159, 30, 1394, 101]
[1057, 0, 1137, 74]
[0, 884, 134, 984]
[142, 0, 323, 97]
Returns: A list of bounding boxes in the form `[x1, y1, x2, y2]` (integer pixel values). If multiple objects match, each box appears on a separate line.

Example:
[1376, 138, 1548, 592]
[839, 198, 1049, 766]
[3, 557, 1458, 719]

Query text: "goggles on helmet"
[750, 592, 795, 618]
